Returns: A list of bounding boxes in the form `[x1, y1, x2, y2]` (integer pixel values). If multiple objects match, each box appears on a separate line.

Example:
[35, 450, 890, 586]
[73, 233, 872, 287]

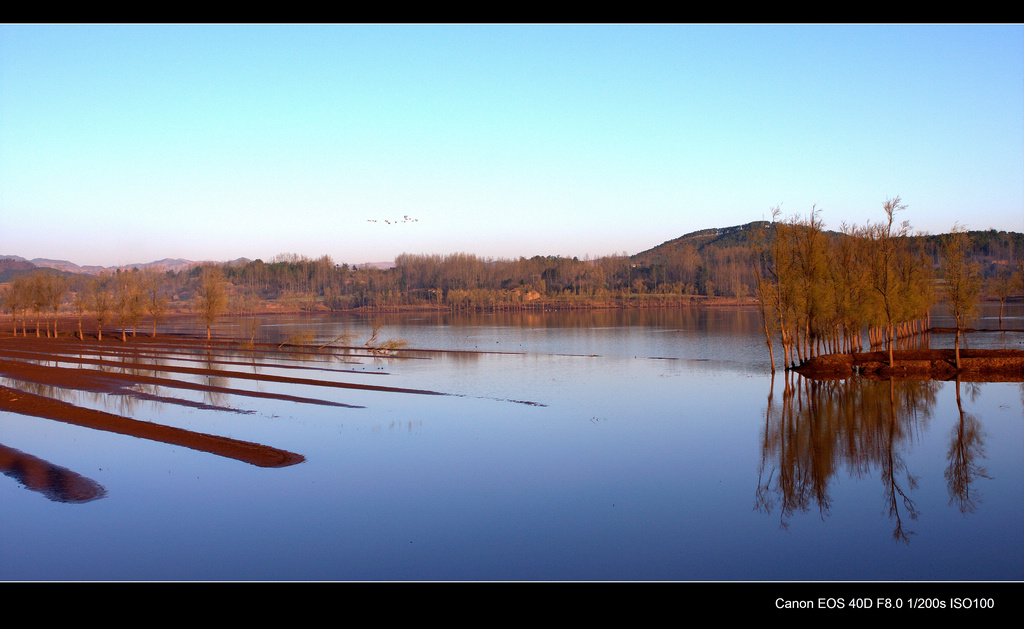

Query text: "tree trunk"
[763, 324, 775, 373]
[954, 327, 962, 370]
[887, 323, 895, 368]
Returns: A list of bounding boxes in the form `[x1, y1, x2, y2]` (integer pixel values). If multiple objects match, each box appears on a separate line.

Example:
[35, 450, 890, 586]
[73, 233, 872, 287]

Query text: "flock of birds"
[367, 215, 419, 225]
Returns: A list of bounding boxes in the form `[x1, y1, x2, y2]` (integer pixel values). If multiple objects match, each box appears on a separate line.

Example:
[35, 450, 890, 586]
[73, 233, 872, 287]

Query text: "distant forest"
[1, 222, 1023, 331]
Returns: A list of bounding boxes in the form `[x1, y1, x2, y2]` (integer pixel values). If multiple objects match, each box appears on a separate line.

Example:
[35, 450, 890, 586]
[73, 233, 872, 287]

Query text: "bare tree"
[114, 269, 144, 342]
[991, 267, 1013, 328]
[4, 277, 28, 335]
[941, 224, 981, 370]
[91, 272, 112, 341]
[28, 272, 51, 337]
[868, 196, 911, 368]
[145, 271, 168, 337]
[750, 213, 779, 371]
[46, 273, 67, 338]
[73, 288, 89, 340]
[196, 265, 227, 341]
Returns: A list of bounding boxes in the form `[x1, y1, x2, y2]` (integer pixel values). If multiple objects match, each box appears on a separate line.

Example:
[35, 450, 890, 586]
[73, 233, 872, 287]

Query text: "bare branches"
[364, 320, 409, 356]
[941, 224, 982, 369]
[750, 197, 934, 370]
[196, 265, 228, 342]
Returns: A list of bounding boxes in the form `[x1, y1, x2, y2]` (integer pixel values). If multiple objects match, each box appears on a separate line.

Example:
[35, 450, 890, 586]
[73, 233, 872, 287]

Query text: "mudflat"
[794, 348, 1024, 380]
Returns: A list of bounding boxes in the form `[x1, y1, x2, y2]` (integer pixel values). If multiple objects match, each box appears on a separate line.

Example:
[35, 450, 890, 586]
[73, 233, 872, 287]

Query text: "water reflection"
[2, 305, 1020, 580]
[947, 379, 991, 515]
[0, 442, 107, 503]
[755, 372, 978, 543]
[0, 385, 305, 470]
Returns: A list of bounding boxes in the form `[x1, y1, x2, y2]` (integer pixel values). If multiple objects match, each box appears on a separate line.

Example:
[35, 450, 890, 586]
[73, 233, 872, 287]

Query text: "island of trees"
[748, 197, 1024, 375]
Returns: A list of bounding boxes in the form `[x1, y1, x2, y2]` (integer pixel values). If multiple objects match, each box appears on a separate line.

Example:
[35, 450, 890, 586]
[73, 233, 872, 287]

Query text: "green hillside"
[634, 222, 1023, 278]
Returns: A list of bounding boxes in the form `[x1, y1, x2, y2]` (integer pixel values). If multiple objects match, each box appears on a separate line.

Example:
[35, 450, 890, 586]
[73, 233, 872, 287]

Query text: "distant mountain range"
[0, 255, 211, 276]
[0, 254, 400, 283]
[0, 254, 398, 275]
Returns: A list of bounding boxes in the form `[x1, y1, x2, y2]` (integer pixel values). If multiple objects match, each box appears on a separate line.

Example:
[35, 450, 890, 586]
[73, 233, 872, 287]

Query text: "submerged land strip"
[0, 330, 450, 472]
[0, 333, 451, 402]
[0, 384, 305, 468]
[0, 328, 553, 477]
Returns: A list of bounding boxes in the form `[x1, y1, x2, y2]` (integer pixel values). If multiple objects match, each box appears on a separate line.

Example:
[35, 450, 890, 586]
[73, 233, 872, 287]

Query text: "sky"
[1, 24, 1022, 268]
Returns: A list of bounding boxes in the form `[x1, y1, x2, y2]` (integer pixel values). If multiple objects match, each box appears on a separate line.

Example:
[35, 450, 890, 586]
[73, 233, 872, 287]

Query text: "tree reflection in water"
[754, 371, 971, 543]
[946, 378, 990, 515]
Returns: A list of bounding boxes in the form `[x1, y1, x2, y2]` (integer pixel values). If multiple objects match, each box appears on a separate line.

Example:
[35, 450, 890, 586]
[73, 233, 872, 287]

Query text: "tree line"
[1, 212, 1022, 346]
[1, 264, 224, 342]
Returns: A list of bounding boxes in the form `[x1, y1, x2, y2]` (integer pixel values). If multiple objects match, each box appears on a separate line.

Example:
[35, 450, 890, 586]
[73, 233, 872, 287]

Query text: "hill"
[632, 223, 1023, 275]
[631, 221, 772, 264]
[0, 258, 38, 284]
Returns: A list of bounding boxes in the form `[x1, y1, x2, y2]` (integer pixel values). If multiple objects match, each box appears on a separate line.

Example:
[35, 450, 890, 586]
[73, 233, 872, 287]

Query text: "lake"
[1, 304, 1022, 581]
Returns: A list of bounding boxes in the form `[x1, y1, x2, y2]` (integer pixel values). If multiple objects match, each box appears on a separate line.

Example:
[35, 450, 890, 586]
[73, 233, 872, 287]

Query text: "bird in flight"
[367, 215, 419, 224]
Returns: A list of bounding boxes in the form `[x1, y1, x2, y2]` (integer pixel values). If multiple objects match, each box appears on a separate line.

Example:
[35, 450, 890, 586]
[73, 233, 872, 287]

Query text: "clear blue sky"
[2, 24, 1022, 267]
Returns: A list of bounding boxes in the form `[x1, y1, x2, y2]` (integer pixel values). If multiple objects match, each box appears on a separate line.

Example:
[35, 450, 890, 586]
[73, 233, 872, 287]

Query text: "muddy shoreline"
[793, 348, 1024, 381]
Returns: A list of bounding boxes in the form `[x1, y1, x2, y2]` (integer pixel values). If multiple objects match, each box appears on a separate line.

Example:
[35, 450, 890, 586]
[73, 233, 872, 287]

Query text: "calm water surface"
[2, 306, 1022, 580]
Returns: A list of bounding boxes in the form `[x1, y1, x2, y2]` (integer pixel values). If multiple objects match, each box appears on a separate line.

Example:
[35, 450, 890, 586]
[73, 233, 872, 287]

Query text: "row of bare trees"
[3, 264, 230, 343]
[4, 267, 170, 341]
[4, 270, 67, 338]
[751, 197, 1010, 372]
[76, 267, 175, 341]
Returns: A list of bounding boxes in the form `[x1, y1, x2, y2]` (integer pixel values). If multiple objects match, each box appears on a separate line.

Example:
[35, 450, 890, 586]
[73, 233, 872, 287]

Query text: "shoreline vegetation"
[1, 207, 1022, 377]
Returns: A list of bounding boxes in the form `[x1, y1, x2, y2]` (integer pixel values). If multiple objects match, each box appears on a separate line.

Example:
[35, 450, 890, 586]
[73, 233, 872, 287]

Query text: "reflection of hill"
[756, 373, 943, 542]
[0, 442, 107, 503]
